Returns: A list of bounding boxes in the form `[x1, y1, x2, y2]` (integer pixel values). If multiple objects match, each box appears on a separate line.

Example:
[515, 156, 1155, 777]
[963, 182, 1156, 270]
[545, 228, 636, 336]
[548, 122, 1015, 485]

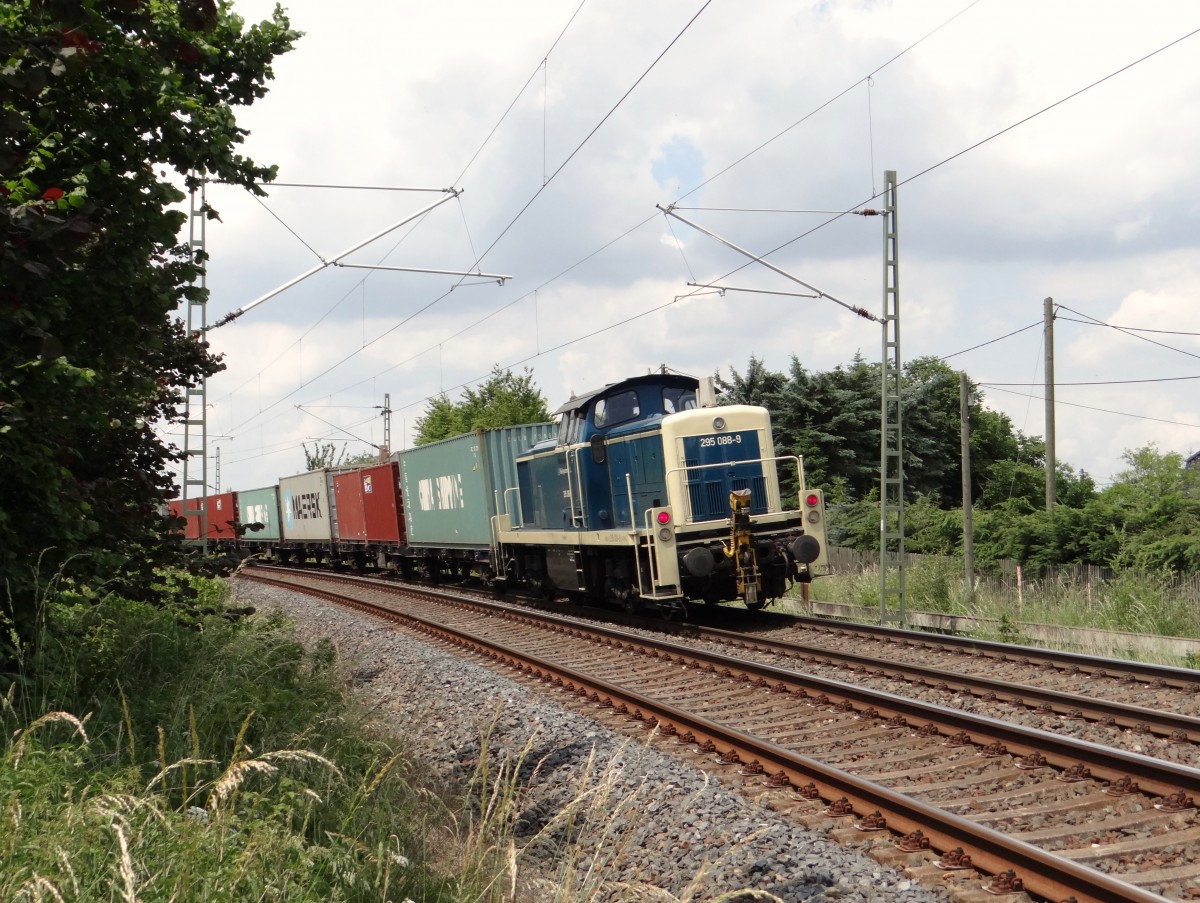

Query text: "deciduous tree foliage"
[718, 357, 1200, 574]
[413, 366, 551, 445]
[0, 0, 297, 657]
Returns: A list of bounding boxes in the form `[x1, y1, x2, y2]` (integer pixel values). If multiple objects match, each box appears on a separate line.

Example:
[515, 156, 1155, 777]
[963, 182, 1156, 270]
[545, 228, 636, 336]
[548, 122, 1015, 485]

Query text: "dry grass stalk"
[91, 794, 167, 824]
[54, 848, 79, 899]
[207, 758, 279, 810]
[111, 822, 138, 903]
[207, 748, 342, 810]
[13, 875, 66, 903]
[10, 711, 89, 767]
[144, 757, 218, 793]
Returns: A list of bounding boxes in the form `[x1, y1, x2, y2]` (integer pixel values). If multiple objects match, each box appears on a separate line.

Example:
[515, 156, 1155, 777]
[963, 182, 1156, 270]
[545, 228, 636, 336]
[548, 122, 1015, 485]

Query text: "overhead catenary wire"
[219, 3, 713, 436]
[1056, 305, 1200, 362]
[984, 385, 1200, 430]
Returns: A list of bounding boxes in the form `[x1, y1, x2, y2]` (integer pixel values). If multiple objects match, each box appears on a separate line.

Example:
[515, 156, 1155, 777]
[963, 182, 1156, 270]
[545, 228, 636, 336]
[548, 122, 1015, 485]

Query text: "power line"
[219, 3, 712, 436]
[453, 0, 589, 186]
[220, 0, 985, 440]
[1055, 315, 1200, 337]
[463, 0, 715, 269]
[981, 375, 1200, 387]
[939, 321, 1041, 361]
[984, 384, 1200, 430]
[220, 10, 1200, 478]
[1057, 305, 1200, 362]
[675, 22, 1200, 306]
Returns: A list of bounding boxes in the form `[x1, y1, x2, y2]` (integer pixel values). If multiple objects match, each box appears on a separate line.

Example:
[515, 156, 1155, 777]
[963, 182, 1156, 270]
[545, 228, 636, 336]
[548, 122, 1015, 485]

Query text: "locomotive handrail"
[502, 487, 522, 527]
[625, 473, 637, 537]
[564, 446, 584, 528]
[665, 454, 804, 524]
[570, 446, 585, 528]
[643, 506, 663, 591]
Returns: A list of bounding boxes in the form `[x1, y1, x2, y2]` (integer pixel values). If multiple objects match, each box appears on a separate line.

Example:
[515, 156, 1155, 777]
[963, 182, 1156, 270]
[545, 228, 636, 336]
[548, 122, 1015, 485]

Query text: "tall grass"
[796, 558, 1200, 642]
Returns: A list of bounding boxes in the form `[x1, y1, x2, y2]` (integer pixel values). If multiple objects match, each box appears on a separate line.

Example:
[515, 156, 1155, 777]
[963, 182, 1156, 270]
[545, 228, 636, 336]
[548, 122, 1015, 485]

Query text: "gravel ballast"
[233, 578, 950, 903]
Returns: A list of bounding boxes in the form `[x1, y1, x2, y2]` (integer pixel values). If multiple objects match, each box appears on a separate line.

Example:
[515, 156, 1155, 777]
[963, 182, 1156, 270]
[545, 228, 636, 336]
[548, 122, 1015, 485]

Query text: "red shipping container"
[332, 463, 405, 544]
[167, 493, 239, 541]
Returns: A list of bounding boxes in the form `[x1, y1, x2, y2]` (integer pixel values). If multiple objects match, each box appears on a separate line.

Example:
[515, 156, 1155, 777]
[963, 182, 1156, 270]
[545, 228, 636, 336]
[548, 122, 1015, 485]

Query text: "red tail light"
[657, 511, 671, 525]
[805, 494, 819, 507]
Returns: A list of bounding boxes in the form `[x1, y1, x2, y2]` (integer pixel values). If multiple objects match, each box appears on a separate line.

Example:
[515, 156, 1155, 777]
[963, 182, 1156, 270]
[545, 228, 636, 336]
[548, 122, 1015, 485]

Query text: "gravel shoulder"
[233, 578, 950, 903]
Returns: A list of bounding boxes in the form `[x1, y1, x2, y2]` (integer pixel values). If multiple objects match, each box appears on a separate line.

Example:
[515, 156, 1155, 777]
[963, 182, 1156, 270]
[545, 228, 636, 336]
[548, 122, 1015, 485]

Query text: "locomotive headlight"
[712, 416, 727, 431]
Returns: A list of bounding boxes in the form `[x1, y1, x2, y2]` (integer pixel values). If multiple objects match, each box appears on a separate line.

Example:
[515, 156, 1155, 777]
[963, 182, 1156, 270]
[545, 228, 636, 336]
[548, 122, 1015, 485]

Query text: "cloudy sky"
[176, 0, 1200, 495]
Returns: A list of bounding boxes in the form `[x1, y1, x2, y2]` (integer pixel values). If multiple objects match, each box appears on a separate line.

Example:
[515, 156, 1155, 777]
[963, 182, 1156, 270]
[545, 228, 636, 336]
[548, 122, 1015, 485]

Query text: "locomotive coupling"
[722, 488, 761, 603]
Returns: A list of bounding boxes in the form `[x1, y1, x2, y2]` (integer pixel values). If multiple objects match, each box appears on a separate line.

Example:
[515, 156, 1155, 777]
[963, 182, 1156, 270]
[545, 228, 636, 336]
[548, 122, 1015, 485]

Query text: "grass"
[0, 574, 498, 902]
[783, 557, 1200, 663]
[1, 573, 795, 902]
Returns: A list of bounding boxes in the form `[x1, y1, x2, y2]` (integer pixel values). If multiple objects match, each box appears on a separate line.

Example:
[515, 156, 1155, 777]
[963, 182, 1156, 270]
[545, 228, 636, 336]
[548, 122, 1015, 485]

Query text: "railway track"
[620, 621, 1200, 765]
[243, 565, 1200, 902]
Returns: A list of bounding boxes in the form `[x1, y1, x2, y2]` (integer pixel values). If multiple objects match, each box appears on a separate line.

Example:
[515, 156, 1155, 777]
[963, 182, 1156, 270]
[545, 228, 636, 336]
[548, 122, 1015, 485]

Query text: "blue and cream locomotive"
[493, 373, 828, 614]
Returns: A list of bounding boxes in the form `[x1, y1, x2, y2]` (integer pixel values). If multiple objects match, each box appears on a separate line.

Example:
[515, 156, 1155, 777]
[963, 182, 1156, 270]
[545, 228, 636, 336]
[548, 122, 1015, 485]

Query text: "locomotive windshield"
[662, 385, 697, 414]
[594, 385, 698, 429]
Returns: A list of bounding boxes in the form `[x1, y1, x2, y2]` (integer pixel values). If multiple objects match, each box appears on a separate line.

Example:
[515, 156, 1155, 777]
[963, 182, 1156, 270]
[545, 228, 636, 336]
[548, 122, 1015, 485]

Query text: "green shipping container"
[398, 423, 556, 550]
[238, 486, 281, 541]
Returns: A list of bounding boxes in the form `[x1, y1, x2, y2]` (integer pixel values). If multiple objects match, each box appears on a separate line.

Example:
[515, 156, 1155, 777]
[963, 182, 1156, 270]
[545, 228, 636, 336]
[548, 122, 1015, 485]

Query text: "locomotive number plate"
[697, 433, 743, 448]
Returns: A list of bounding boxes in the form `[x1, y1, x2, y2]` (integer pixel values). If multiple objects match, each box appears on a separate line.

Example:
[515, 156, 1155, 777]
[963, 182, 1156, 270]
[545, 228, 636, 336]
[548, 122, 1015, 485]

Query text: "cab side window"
[601, 390, 639, 426]
[662, 387, 697, 414]
[567, 412, 584, 444]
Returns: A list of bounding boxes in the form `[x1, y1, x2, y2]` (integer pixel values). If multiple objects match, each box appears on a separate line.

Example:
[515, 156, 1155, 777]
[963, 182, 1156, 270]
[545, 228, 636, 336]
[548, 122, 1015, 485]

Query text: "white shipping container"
[278, 470, 337, 542]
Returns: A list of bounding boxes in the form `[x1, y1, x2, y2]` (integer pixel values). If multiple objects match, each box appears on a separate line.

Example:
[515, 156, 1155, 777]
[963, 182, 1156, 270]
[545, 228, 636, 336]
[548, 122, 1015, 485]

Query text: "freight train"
[171, 372, 829, 614]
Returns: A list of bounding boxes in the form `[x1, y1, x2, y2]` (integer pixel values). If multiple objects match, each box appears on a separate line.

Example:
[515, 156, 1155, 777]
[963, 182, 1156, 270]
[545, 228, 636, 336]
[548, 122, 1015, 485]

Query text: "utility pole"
[381, 393, 392, 460]
[960, 371, 974, 602]
[879, 170, 905, 627]
[182, 178, 209, 552]
[1044, 297, 1056, 512]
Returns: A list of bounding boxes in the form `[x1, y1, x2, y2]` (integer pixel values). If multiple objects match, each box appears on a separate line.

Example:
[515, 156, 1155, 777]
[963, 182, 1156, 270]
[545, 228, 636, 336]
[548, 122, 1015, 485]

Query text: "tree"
[300, 442, 383, 471]
[413, 366, 551, 445]
[0, 1, 298, 657]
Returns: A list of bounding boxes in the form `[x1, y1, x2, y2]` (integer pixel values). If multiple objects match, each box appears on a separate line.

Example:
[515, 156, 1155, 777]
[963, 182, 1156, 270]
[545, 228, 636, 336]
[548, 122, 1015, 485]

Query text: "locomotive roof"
[552, 373, 700, 416]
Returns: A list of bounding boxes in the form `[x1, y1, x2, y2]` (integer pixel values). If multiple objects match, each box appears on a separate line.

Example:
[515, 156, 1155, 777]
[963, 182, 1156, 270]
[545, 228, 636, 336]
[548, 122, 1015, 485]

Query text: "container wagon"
[331, 461, 406, 569]
[395, 423, 557, 582]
